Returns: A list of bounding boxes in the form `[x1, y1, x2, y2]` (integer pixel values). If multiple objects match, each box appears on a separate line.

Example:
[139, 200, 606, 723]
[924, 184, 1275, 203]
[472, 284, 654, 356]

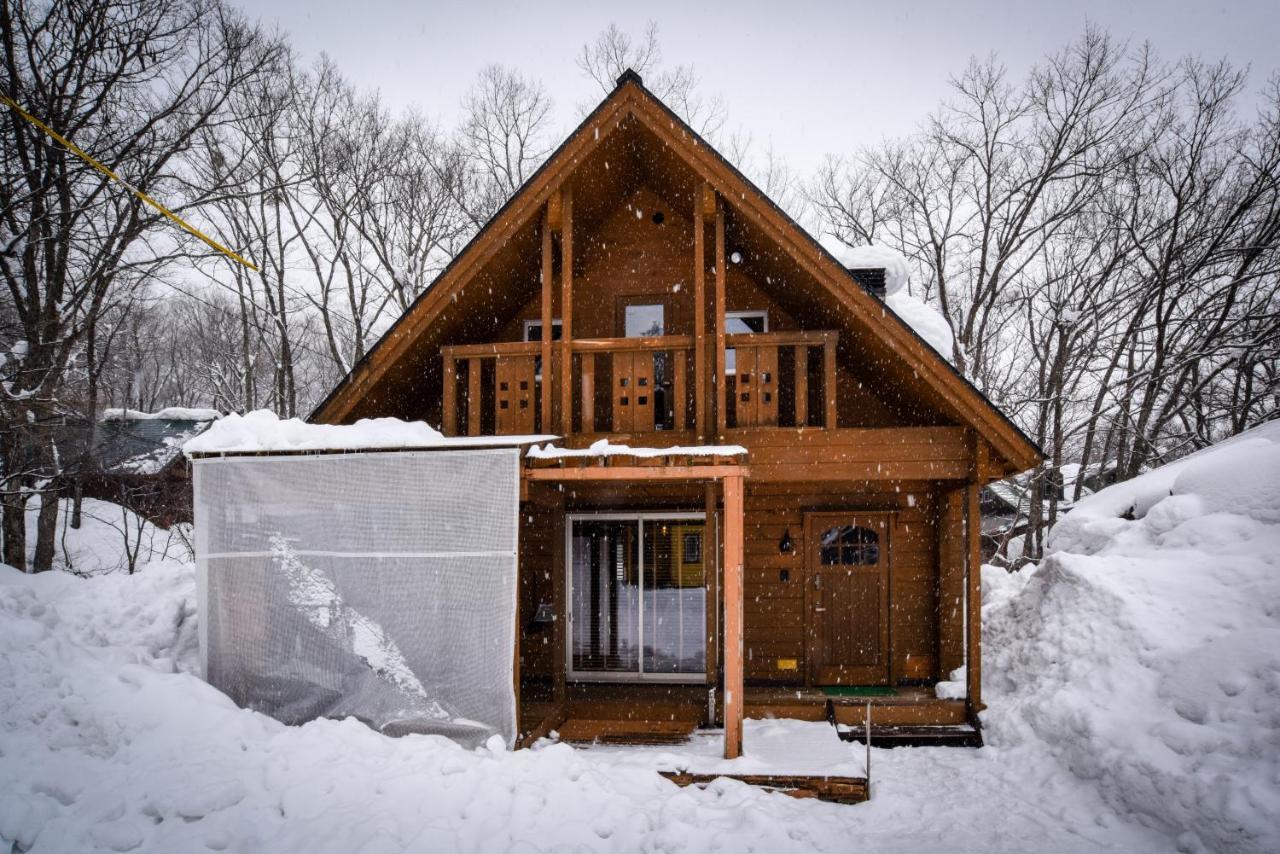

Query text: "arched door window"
[819, 525, 879, 566]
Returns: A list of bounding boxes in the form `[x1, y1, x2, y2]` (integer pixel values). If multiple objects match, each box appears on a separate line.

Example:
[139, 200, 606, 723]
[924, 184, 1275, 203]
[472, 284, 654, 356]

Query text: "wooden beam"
[672, 349, 686, 431]
[700, 182, 717, 221]
[714, 199, 727, 438]
[558, 187, 574, 435]
[551, 492, 567, 706]
[694, 185, 707, 441]
[441, 353, 457, 436]
[966, 481, 983, 710]
[547, 189, 563, 232]
[705, 482, 719, 697]
[524, 465, 748, 482]
[541, 204, 554, 434]
[793, 346, 808, 427]
[823, 336, 838, 430]
[723, 472, 745, 759]
[467, 357, 482, 436]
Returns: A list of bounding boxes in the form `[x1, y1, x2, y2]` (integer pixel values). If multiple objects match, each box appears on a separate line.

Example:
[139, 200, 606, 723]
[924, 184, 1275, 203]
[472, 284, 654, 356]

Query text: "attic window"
[651, 210, 665, 225]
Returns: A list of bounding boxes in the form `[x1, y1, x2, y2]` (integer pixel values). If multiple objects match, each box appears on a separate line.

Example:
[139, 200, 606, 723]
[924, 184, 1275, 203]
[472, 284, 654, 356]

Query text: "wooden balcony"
[441, 330, 838, 439]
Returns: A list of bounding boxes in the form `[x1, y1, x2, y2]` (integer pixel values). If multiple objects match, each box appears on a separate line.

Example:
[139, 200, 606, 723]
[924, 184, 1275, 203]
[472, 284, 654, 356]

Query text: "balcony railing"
[441, 330, 838, 438]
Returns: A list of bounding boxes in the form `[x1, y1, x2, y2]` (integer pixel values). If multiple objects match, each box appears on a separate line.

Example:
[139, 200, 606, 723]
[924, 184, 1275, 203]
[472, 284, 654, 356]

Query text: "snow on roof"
[527, 438, 746, 460]
[817, 236, 911, 296]
[101, 407, 222, 422]
[884, 292, 957, 362]
[184, 410, 553, 456]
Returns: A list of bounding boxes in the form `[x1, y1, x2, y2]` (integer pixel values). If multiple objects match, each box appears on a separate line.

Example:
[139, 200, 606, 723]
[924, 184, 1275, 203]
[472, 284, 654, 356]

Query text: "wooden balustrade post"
[441, 351, 457, 436]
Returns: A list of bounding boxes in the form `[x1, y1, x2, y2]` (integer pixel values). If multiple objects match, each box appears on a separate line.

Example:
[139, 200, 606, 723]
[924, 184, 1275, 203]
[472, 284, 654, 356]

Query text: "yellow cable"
[1, 92, 258, 272]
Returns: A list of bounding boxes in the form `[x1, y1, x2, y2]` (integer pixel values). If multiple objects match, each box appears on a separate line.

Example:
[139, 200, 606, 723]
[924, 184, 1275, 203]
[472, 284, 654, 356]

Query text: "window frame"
[725, 309, 769, 375]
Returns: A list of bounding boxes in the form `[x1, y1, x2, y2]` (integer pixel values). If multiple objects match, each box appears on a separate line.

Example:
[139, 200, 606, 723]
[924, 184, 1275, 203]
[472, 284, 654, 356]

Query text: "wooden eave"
[311, 73, 1042, 476]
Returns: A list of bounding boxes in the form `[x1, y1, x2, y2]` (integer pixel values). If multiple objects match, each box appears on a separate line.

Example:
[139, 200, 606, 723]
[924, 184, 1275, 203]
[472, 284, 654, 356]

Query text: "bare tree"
[0, 0, 280, 570]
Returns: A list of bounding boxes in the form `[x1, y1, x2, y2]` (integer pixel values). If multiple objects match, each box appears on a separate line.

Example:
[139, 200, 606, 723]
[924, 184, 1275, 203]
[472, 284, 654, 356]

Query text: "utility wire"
[1, 91, 259, 272]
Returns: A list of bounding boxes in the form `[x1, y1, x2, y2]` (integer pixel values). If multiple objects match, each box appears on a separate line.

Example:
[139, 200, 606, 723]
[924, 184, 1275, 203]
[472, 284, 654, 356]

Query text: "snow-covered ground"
[3, 423, 1278, 852]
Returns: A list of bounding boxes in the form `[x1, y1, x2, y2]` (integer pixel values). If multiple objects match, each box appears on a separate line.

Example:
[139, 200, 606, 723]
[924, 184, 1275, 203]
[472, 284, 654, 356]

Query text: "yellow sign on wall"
[777, 658, 798, 671]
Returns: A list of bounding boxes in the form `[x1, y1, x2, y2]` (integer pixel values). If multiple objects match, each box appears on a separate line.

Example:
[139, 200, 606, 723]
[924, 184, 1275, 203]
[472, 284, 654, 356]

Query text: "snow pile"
[0, 555, 1169, 852]
[102, 407, 221, 422]
[983, 421, 1280, 854]
[884, 291, 956, 362]
[819, 237, 911, 296]
[24, 495, 188, 575]
[184, 409, 552, 455]
[528, 438, 747, 460]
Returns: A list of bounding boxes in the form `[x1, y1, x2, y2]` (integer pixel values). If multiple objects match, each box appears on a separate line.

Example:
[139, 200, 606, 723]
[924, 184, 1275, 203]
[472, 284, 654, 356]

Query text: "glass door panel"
[642, 520, 706, 674]
[570, 519, 639, 673]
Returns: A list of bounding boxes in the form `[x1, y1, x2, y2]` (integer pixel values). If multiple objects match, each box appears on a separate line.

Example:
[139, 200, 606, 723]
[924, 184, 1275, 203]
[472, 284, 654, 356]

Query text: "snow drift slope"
[983, 421, 1280, 854]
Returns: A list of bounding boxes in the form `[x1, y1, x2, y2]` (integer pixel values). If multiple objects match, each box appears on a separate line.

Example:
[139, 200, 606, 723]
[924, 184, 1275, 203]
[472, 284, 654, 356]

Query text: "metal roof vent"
[847, 267, 887, 300]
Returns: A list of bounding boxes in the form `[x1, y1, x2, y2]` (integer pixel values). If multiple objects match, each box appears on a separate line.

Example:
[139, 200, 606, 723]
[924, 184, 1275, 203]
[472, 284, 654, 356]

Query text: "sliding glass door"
[568, 513, 707, 681]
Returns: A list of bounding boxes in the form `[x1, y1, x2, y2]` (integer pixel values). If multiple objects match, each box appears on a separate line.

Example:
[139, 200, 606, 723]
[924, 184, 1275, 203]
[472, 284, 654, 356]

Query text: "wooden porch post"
[441, 349, 457, 436]
[694, 183, 709, 441]
[541, 203, 554, 434]
[966, 443, 986, 710]
[714, 198, 727, 438]
[558, 186, 574, 435]
[723, 472, 745, 758]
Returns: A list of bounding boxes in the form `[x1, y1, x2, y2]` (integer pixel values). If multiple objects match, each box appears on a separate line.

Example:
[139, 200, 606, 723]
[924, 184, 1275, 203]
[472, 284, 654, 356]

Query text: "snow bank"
[0, 556, 1167, 853]
[528, 438, 747, 460]
[184, 409, 552, 455]
[101, 407, 221, 421]
[984, 421, 1280, 854]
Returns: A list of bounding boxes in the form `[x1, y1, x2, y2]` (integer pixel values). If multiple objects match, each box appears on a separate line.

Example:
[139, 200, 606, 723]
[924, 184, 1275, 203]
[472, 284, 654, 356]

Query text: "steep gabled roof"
[312, 70, 1041, 474]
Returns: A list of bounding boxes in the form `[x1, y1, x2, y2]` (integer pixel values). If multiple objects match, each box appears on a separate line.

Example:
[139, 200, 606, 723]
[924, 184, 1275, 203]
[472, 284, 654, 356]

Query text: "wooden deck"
[660, 771, 868, 805]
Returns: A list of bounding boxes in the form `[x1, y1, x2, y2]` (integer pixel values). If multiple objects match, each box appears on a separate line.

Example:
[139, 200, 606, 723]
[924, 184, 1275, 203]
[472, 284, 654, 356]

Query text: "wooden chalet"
[312, 70, 1042, 762]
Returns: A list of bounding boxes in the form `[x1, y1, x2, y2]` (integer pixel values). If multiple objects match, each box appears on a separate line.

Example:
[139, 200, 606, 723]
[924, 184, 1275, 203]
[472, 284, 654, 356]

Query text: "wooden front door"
[805, 512, 891, 686]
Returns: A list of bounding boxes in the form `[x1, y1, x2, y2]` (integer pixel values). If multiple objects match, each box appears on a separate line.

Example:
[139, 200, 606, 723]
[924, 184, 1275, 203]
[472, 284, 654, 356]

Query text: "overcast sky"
[244, 0, 1279, 175]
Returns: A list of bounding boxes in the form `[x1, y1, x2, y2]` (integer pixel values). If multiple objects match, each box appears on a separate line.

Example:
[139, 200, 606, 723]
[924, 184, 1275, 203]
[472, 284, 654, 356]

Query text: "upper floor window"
[726, 310, 768, 375]
[624, 304, 665, 338]
[523, 318, 562, 342]
[819, 524, 880, 566]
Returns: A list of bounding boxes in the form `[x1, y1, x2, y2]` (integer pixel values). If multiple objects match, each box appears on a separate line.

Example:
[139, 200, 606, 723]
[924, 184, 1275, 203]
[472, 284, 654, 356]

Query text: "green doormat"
[821, 686, 897, 697]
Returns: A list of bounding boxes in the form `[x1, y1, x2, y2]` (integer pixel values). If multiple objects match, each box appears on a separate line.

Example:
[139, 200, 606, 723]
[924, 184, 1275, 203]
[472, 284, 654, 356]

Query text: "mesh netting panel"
[194, 449, 519, 747]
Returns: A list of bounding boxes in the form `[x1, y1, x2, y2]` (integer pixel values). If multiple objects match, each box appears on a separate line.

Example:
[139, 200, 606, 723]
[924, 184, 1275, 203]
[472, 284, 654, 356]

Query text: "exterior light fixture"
[778, 528, 794, 554]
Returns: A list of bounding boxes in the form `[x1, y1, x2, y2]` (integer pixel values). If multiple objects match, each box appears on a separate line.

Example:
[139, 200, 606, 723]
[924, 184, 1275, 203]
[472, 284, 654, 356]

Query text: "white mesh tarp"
[193, 448, 519, 747]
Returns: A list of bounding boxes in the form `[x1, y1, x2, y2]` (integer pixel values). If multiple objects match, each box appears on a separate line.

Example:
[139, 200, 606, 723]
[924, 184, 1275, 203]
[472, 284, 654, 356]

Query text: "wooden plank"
[723, 472, 744, 759]
[571, 335, 694, 352]
[735, 345, 757, 427]
[659, 772, 867, 805]
[758, 344, 779, 427]
[551, 495, 567, 704]
[541, 204, 554, 433]
[673, 349, 686, 432]
[467, 357, 482, 437]
[558, 719, 695, 744]
[714, 199, 727, 438]
[794, 345, 809, 427]
[525, 465, 749, 482]
[938, 489, 966, 678]
[694, 185, 707, 442]
[705, 483, 719, 693]
[966, 481, 982, 710]
[559, 186, 574, 435]
[612, 351, 633, 433]
[579, 353, 595, 433]
[823, 335, 837, 430]
[441, 354, 457, 436]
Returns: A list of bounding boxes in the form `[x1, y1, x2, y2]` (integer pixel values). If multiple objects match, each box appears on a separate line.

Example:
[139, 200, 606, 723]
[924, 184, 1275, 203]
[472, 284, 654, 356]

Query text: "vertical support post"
[714, 199, 727, 439]
[541, 204, 554, 434]
[551, 492, 567, 706]
[722, 472, 745, 759]
[467, 357, 482, 437]
[793, 345, 809, 427]
[442, 351, 457, 436]
[672, 349, 686, 431]
[704, 482, 719, 697]
[558, 187, 574, 436]
[823, 334, 838, 429]
[966, 447, 985, 709]
[694, 184, 708, 441]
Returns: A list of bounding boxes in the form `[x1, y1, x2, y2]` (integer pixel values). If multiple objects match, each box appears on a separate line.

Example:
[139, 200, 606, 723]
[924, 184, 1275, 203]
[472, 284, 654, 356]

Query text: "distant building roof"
[96, 410, 219, 475]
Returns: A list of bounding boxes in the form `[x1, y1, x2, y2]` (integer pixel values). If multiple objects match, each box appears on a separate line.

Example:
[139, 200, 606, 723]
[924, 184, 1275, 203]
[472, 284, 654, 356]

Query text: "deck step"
[836, 724, 983, 749]
[556, 718, 697, 745]
[659, 771, 868, 804]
